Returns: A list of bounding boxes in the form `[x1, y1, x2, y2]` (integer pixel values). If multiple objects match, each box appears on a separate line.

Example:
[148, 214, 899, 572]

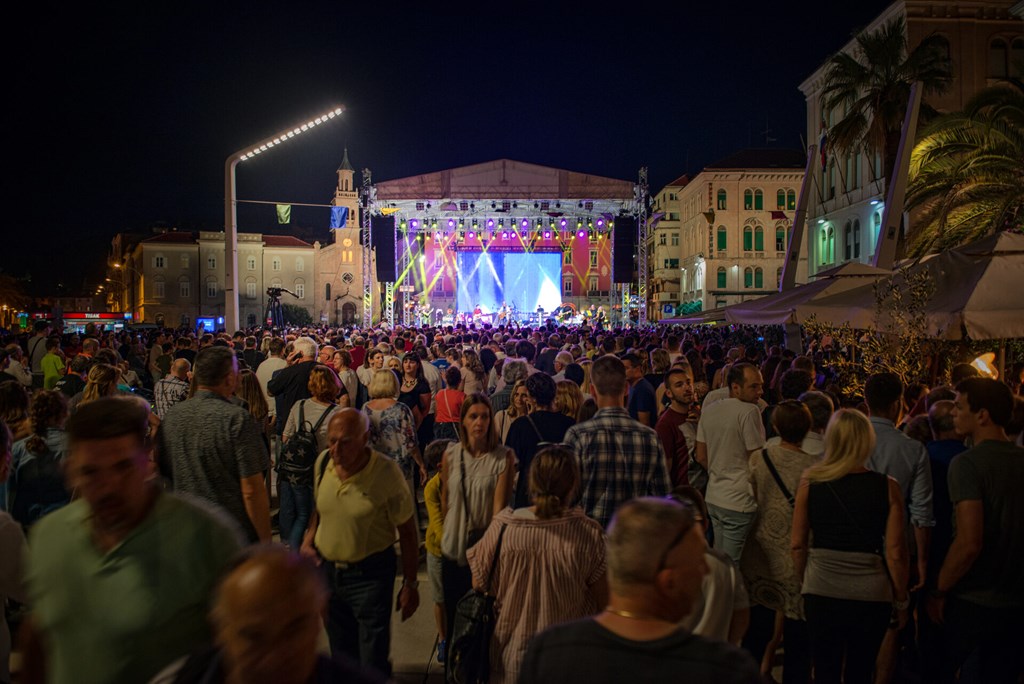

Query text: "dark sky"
[9, 0, 892, 294]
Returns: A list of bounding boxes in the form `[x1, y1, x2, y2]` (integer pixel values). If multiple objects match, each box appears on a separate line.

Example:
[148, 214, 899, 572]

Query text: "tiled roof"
[263, 235, 312, 248]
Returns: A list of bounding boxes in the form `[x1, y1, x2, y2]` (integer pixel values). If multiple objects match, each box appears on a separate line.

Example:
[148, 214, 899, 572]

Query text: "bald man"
[154, 358, 191, 419]
[300, 409, 419, 676]
[150, 546, 387, 684]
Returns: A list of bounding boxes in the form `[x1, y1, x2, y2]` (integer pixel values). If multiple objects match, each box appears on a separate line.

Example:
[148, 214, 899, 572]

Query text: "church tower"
[316, 148, 366, 326]
[332, 148, 360, 232]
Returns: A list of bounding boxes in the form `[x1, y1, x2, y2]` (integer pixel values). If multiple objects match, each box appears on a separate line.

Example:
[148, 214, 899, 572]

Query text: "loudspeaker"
[612, 215, 636, 283]
[372, 215, 397, 282]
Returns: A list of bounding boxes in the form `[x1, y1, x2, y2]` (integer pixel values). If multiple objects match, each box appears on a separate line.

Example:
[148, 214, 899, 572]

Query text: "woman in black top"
[791, 409, 909, 684]
[397, 352, 430, 429]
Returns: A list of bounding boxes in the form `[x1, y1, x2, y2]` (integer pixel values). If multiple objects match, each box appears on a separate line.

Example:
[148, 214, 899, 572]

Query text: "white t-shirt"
[696, 398, 765, 512]
[256, 356, 287, 417]
[679, 547, 750, 644]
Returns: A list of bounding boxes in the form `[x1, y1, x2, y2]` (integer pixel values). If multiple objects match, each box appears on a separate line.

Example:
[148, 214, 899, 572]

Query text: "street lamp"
[224, 105, 345, 331]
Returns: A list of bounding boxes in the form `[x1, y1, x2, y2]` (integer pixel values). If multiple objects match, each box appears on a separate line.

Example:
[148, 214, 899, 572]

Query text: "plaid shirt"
[154, 375, 190, 419]
[564, 406, 670, 529]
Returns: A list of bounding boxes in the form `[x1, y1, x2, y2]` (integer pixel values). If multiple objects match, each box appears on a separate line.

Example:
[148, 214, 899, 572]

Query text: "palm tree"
[820, 16, 953, 196]
[906, 80, 1024, 256]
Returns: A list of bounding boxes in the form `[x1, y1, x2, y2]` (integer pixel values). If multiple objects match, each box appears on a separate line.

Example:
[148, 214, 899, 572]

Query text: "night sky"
[10, 0, 893, 294]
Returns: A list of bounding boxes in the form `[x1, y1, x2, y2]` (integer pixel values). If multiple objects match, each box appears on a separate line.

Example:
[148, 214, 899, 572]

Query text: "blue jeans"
[324, 546, 397, 676]
[278, 479, 313, 550]
[707, 502, 756, 564]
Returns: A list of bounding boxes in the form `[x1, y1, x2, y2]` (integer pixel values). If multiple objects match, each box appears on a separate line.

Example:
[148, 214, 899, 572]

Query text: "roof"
[263, 235, 313, 248]
[142, 231, 196, 244]
[704, 148, 807, 171]
[667, 174, 690, 188]
[337, 148, 354, 172]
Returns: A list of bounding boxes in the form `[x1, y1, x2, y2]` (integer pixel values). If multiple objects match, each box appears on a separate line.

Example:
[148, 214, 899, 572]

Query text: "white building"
[646, 175, 688, 322]
[672, 149, 808, 313]
[799, 0, 1023, 275]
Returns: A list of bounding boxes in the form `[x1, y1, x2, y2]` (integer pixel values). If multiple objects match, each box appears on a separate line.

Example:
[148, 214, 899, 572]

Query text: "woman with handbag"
[791, 409, 909, 684]
[742, 400, 819, 683]
[466, 445, 607, 684]
[440, 393, 514, 650]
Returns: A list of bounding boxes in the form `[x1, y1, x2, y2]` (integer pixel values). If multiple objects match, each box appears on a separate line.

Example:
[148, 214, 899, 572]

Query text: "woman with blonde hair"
[77, 363, 120, 408]
[554, 380, 583, 421]
[363, 368, 427, 512]
[467, 445, 607, 684]
[493, 379, 528, 443]
[791, 409, 909, 684]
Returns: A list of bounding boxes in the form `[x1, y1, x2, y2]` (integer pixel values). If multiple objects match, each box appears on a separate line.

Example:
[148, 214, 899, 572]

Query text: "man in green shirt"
[21, 396, 242, 684]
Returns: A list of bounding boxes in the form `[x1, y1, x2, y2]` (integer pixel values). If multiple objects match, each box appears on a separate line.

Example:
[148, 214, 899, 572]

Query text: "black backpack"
[278, 401, 335, 483]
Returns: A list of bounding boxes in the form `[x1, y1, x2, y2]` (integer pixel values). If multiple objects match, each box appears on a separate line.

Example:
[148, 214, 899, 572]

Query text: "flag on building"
[330, 206, 349, 229]
[276, 204, 291, 224]
[819, 119, 828, 171]
[770, 211, 788, 220]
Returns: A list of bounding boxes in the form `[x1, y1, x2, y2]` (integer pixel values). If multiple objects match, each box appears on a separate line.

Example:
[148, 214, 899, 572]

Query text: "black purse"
[446, 524, 508, 684]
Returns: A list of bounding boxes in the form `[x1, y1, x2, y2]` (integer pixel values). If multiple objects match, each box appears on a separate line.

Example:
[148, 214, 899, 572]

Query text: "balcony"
[655, 292, 679, 303]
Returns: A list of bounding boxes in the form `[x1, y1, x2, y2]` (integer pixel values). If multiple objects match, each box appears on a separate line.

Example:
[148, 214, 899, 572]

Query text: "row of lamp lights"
[237, 108, 344, 162]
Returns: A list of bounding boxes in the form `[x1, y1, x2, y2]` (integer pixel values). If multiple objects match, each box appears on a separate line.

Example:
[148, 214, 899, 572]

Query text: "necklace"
[604, 607, 663, 621]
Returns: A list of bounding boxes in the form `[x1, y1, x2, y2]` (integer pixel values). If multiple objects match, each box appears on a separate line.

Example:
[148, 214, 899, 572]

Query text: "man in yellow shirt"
[301, 408, 420, 677]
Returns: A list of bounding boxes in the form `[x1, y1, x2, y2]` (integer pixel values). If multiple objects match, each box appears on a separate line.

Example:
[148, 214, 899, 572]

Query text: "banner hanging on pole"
[330, 206, 349, 229]
[276, 204, 292, 224]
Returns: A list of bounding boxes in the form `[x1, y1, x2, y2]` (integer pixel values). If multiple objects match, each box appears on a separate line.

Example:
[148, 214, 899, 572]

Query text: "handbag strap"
[761, 450, 794, 507]
[524, 412, 545, 442]
[309, 402, 337, 433]
[459, 446, 471, 529]
[483, 524, 508, 595]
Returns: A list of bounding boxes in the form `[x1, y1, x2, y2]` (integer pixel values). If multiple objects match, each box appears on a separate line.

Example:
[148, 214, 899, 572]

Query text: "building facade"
[646, 176, 688, 322]
[799, 0, 1023, 275]
[671, 150, 808, 313]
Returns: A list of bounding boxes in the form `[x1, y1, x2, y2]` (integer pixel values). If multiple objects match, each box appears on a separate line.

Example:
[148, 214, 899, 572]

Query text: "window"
[743, 226, 753, 252]
[659, 233, 667, 246]
[272, 257, 281, 271]
[754, 267, 763, 289]
[754, 226, 764, 252]
[296, 257, 304, 272]
[717, 226, 727, 251]
[295, 283, 305, 299]
[246, 282, 257, 299]
[565, 250, 573, 266]
[844, 221, 853, 261]
[716, 267, 727, 289]
[589, 250, 598, 268]
[777, 189, 786, 209]
[744, 189, 753, 210]
[434, 253, 443, 270]
[777, 267, 783, 288]
[181, 254, 189, 268]
[668, 212, 679, 221]
[325, 283, 331, 301]
[342, 272, 354, 284]
[154, 280, 165, 298]
[588, 276, 599, 292]
[247, 255, 256, 271]
[827, 226, 835, 264]
[717, 189, 727, 210]
[664, 259, 679, 269]
[671, 233, 679, 246]
[776, 227, 787, 252]
[754, 190, 763, 211]
[853, 219, 861, 258]
[153, 255, 165, 269]
[179, 279, 191, 298]
[744, 267, 753, 289]
[206, 279, 218, 298]
[207, 255, 216, 270]
[787, 190, 796, 210]
[990, 38, 1008, 78]
[563, 277, 573, 295]
[342, 250, 354, 263]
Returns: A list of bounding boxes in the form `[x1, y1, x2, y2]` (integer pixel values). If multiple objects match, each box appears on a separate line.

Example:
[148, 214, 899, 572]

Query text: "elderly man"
[151, 546, 387, 684]
[267, 336, 319, 436]
[519, 497, 760, 683]
[158, 346, 272, 543]
[22, 397, 242, 684]
[154, 358, 191, 419]
[301, 409, 419, 676]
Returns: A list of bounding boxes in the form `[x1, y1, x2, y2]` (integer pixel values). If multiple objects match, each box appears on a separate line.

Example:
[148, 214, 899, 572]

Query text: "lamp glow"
[971, 353, 998, 379]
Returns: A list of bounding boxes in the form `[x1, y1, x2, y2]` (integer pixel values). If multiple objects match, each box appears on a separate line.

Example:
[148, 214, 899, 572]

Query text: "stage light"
[471, 221, 478, 230]
[521, 219, 529, 228]
[597, 218, 604, 227]
[577, 220, 583, 229]
[544, 231, 552, 239]
[431, 220, 438, 229]
[459, 220, 464, 229]
[400, 220, 407, 229]
[459, 231, 466, 241]
[488, 219, 495, 228]
[502, 231, 509, 240]
[468, 231, 476, 239]
[587, 219, 593, 228]
[560, 219, 567, 228]
[511, 230, 518, 238]
[411, 219, 419, 229]
[447, 219, 455, 228]
[577, 230, 587, 239]
[435, 232, 442, 241]
[419, 255, 426, 263]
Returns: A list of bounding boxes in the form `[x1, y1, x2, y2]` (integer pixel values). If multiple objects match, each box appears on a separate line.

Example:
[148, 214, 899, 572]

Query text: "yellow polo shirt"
[313, 449, 413, 563]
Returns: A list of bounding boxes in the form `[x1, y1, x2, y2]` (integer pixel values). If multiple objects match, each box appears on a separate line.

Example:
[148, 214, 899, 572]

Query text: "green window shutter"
[755, 268, 764, 288]
[743, 228, 752, 251]
[717, 268, 727, 288]
[754, 191, 763, 211]
[754, 228, 764, 252]
[717, 228, 727, 251]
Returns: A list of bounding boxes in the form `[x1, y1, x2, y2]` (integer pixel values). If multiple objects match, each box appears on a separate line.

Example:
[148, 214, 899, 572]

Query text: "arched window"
[853, 219, 861, 258]
[717, 225, 727, 251]
[827, 225, 835, 264]
[754, 189, 763, 211]
[990, 38, 1008, 78]
[754, 267, 764, 289]
[754, 226, 764, 252]
[744, 189, 753, 210]
[777, 189, 786, 209]
[325, 283, 331, 301]
[743, 226, 753, 251]
[717, 189, 727, 210]
[776, 226, 787, 252]
[844, 221, 853, 261]
[786, 190, 796, 210]
[744, 267, 754, 289]
[716, 267, 727, 289]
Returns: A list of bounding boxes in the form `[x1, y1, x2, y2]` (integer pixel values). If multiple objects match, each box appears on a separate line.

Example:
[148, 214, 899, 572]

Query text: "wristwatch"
[402, 579, 420, 589]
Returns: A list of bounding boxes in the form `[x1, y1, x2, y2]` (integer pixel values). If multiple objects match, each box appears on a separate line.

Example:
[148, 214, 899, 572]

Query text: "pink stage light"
[410, 219, 419, 229]
[502, 231, 509, 240]
[577, 230, 587, 239]
[468, 231, 476, 239]
[597, 219, 605, 227]
[447, 219, 455, 228]
[487, 219, 495, 228]
[543, 231, 551, 239]
[521, 219, 528, 228]
[559, 219, 568, 228]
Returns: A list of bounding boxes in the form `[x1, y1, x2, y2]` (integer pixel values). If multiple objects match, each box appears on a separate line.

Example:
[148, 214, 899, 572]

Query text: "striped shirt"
[563, 407, 671, 529]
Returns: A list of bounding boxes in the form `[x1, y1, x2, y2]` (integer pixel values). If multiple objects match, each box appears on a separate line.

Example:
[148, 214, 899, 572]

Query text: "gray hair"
[502, 359, 528, 384]
[293, 336, 318, 359]
[606, 497, 696, 592]
[799, 390, 835, 431]
[193, 346, 237, 387]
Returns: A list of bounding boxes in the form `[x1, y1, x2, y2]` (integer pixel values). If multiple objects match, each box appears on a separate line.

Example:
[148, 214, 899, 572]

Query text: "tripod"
[263, 287, 297, 329]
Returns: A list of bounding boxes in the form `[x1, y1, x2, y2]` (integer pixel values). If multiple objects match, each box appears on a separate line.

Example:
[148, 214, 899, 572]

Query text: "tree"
[906, 80, 1024, 255]
[821, 17, 953, 197]
[281, 303, 312, 327]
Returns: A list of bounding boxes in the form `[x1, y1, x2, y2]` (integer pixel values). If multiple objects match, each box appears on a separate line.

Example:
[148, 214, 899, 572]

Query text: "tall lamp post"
[224, 106, 345, 332]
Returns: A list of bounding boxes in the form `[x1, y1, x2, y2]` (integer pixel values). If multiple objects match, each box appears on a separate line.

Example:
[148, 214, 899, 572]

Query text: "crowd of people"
[0, 317, 1022, 684]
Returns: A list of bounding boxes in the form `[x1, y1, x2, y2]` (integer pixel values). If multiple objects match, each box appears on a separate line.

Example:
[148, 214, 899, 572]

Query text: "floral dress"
[363, 401, 418, 478]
